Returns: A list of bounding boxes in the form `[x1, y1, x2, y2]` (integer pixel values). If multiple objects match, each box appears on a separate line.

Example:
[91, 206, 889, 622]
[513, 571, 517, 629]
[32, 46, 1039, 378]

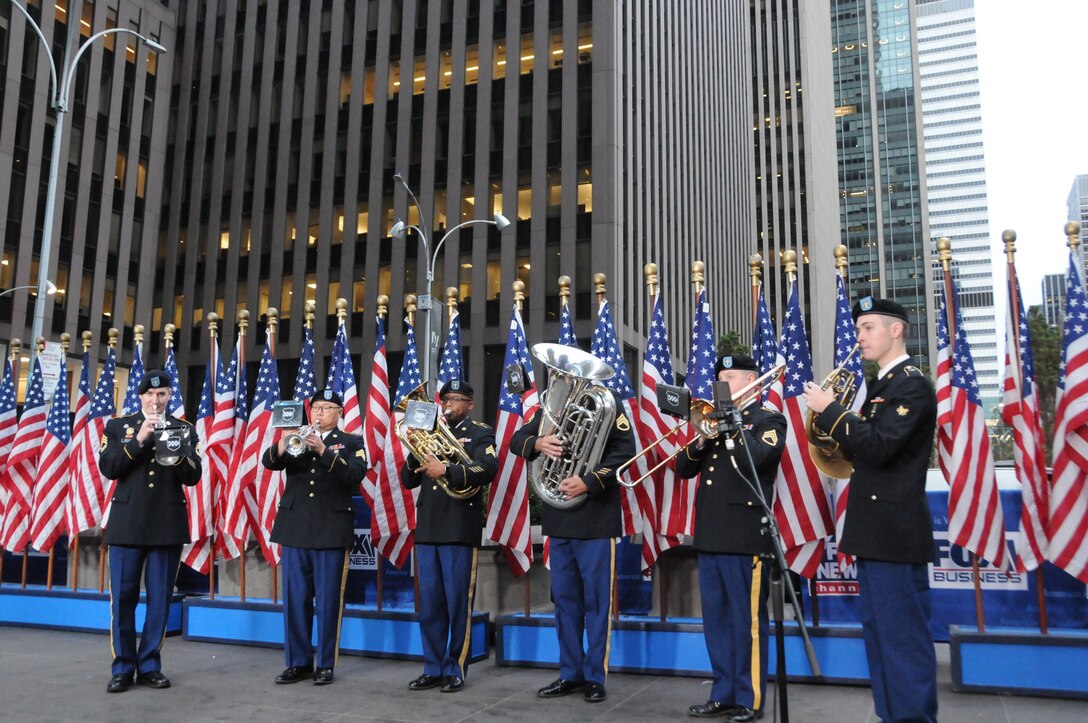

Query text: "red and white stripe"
[0, 383, 46, 551]
[638, 364, 689, 540]
[64, 359, 91, 541]
[485, 390, 539, 575]
[181, 403, 217, 572]
[30, 418, 70, 552]
[215, 344, 247, 560]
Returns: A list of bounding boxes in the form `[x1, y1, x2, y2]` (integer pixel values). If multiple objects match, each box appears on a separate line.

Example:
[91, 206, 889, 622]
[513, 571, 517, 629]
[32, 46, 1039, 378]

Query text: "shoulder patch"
[355, 449, 366, 459]
[904, 365, 925, 378]
[99, 434, 108, 451]
[760, 430, 779, 447]
[485, 445, 496, 457]
[616, 414, 631, 431]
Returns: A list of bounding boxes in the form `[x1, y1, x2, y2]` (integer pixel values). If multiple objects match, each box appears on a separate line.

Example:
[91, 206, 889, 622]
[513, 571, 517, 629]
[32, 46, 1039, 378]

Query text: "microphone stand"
[713, 402, 822, 723]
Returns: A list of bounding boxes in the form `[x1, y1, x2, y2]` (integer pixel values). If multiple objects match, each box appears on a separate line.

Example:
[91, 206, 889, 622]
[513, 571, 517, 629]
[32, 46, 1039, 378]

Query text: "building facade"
[917, 0, 999, 412]
[0, 0, 176, 393]
[1042, 272, 1065, 329]
[831, 0, 935, 369]
[1068, 174, 1088, 264]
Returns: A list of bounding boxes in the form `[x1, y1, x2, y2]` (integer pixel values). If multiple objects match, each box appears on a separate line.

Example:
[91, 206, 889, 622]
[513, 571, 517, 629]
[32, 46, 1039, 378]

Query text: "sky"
[974, 2, 1088, 307]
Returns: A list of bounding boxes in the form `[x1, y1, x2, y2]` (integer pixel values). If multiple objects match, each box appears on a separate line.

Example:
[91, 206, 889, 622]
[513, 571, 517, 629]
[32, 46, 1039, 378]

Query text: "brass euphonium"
[527, 343, 617, 510]
[395, 383, 477, 499]
[805, 343, 861, 478]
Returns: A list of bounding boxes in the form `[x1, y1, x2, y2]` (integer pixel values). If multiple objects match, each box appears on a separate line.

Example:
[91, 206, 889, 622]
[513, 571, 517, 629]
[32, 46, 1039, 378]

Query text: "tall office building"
[1042, 272, 1065, 329]
[750, 0, 841, 371]
[917, 0, 999, 413]
[0, 1, 175, 391]
[154, 1, 756, 412]
[831, 0, 935, 369]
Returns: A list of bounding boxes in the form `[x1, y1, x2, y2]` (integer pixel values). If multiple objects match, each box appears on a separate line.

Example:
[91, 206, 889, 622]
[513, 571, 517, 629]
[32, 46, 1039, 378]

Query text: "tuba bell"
[805, 343, 861, 478]
[527, 343, 617, 510]
[395, 383, 478, 499]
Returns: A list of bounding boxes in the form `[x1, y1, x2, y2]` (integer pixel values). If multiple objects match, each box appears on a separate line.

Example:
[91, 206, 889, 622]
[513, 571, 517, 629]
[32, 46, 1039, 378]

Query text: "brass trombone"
[617, 364, 785, 488]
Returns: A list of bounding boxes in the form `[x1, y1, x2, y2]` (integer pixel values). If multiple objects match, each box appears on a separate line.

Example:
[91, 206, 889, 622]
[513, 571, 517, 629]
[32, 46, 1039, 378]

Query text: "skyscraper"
[1068, 174, 1088, 254]
[917, 0, 999, 413]
[831, 0, 935, 369]
[1042, 272, 1066, 329]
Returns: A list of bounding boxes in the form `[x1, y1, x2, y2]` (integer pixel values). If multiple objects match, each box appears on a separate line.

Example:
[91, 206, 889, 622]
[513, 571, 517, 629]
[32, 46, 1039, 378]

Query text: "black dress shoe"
[537, 678, 587, 698]
[440, 676, 464, 693]
[136, 671, 171, 689]
[275, 666, 314, 684]
[689, 701, 736, 717]
[313, 668, 334, 685]
[726, 707, 761, 722]
[583, 682, 607, 702]
[106, 674, 134, 693]
[408, 673, 442, 690]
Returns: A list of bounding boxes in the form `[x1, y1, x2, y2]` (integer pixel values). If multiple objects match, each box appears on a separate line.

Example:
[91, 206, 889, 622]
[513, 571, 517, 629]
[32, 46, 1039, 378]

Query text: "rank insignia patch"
[761, 430, 779, 446]
[616, 415, 631, 431]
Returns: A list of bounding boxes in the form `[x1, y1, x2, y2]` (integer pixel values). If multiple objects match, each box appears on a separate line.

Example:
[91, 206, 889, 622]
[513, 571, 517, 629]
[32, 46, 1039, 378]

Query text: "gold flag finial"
[446, 287, 459, 314]
[133, 324, 145, 345]
[936, 236, 953, 272]
[36, 336, 46, 353]
[644, 263, 658, 298]
[336, 298, 348, 325]
[60, 332, 71, 354]
[406, 294, 418, 325]
[748, 254, 763, 287]
[558, 276, 572, 305]
[207, 312, 219, 338]
[266, 307, 279, 333]
[10, 338, 21, 362]
[834, 244, 849, 274]
[691, 261, 705, 292]
[238, 308, 250, 333]
[164, 323, 176, 348]
[377, 294, 389, 319]
[593, 273, 607, 296]
[1002, 230, 1017, 262]
[1066, 221, 1082, 252]
[512, 280, 525, 311]
[107, 328, 119, 348]
[81, 331, 93, 353]
[305, 301, 316, 328]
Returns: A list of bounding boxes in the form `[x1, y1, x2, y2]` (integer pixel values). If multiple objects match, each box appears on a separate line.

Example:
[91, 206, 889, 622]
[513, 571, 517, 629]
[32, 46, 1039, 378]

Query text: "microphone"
[711, 380, 743, 435]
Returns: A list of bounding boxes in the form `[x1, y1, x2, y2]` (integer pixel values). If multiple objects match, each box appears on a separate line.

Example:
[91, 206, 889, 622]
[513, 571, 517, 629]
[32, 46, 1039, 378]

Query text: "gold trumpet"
[617, 364, 785, 488]
[805, 344, 861, 478]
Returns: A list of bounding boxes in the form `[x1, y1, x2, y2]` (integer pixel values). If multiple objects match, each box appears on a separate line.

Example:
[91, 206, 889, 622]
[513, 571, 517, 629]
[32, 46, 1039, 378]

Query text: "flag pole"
[644, 263, 670, 623]
[0, 338, 20, 588]
[206, 313, 220, 600]
[237, 309, 249, 603]
[1003, 230, 1048, 634]
[594, 273, 622, 624]
[99, 328, 119, 593]
[267, 307, 280, 605]
[512, 279, 530, 617]
[938, 237, 987, 632]
[71, 331, 93, 592]
[750, 254, 763, 331]
[42, 333, 71, 590]
[22, 336, 46, 588]
[375, 295, 388, 613]
[406, 293, 420, 614]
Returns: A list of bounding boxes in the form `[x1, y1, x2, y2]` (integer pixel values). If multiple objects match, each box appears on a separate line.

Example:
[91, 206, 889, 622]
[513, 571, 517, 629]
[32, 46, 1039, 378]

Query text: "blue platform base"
[183, 597, 490, 664]
[495, 613, 870, 683]
[950, 625, 1088, 700]
[0, 585, 183, 636]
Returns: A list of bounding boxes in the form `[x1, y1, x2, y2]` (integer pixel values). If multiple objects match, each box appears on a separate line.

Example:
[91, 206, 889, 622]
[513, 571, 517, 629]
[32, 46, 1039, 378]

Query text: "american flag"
[436, 307, 464, 396]
[936, 283, 1009, 571]
[64, 349, 92, 544]
[121, 341, 144, 415]
[686, 290, 717, 402]
[215, 336, 249, 560]
[0, 359, 17, 537]
[771, 280, 835, 577]
[1002, 269, 1049, 572]
[236, 331, 284, 565]
[593, 299, 664, 574]
[559, 299, 578, 346]
[182, 353, 220, 573]
[753, 285, 782, 411]
[1047, 251, 1088, 582]
[295, 324, 318, 404]
[328, 324, 362, 434]
[164, 345, 186, 420]
[485, 306, 539, 575]
[361, 314, 390, 501]
[68, 346, 116, 536]
[830, 275, 866, 572]
[368, 316, 420, 569]
[0, 357, 47, 551]
[30, 357, 71, 552]
[639, 295, 688, 543]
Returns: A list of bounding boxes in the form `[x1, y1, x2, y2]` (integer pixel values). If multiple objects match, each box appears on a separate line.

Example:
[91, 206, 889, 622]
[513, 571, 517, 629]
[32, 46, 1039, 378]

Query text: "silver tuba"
[527, 343, 617, 509]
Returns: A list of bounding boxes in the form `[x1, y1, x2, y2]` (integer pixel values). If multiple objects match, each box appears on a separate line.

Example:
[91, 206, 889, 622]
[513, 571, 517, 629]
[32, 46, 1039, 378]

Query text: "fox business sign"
[813, 535, 1027, 595]
[349, 527, 378, 570]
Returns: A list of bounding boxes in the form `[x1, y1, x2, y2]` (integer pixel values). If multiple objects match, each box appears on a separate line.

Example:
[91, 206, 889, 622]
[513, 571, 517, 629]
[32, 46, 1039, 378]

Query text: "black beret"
[852, 296, 909, 324]
[310, 388, 344, 407]
[138, 369, 171, 394]
[716, 354, 758, 374]
[440, 379, 474, 399]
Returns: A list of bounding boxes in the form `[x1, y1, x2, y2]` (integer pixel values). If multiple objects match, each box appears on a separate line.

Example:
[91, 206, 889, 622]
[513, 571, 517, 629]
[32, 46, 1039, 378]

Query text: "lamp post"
[389, 172, 510, 395]
[8, 1, 167, 350]
[0, 280, 58, 298]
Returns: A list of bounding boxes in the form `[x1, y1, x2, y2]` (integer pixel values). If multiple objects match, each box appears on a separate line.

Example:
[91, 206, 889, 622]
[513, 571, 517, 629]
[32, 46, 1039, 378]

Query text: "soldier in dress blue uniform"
[678, 354, 786, 721]
[804, 296, 938, 723]
[510, 386, 636, 704]
[99, 369, 201, 693]
[400, 379, 498, 693]
[262, 388, 367, 686]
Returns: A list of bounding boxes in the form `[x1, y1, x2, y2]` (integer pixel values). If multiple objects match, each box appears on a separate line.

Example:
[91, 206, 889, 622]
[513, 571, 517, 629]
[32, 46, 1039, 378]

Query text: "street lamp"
[0, 280, 58, 298]
[7, 0, 167, 350]
[388, 171, 511, 395]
